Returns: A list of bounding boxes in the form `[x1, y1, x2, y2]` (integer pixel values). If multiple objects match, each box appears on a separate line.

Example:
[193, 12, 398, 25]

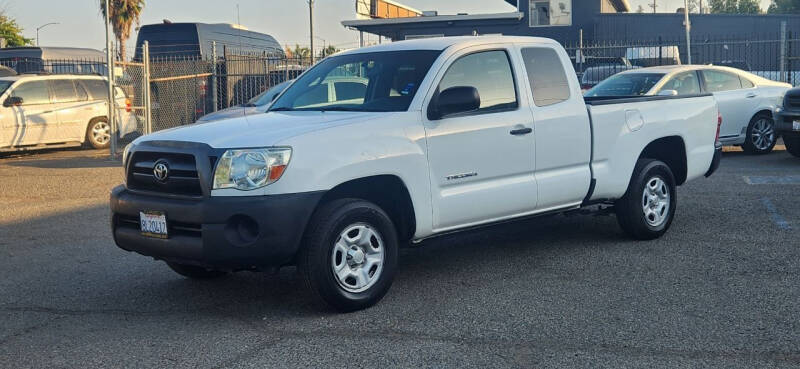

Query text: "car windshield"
[270, 50, 441, 112]
[585, 72, 665, 97]
[246, 80, 291, 107]
[0, 80, 13, 95]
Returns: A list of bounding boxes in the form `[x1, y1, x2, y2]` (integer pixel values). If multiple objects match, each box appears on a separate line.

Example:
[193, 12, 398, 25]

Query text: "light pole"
[684, 0, 692, 64]
[308, 0, 315, 64]
[35, 22, 59, 46]
[103, 0, 116, 156]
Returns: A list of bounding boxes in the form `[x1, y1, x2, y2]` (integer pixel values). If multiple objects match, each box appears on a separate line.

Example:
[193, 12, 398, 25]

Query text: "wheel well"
[639, 136, 687, 185]
[317, 175, 416, 242]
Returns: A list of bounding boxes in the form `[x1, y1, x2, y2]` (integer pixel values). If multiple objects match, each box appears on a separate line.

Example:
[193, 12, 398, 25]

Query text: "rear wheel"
[785, 134, 800, 158]
[615, 159, 677, 240]
[742, 113, 777, 155]
[85, 117, 111, 149]
[166, 262, 228, 279]
[298, 198, 398, 312]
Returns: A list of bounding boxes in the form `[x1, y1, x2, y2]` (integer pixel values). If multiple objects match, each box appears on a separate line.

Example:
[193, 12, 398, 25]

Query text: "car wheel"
[85, 117, 111, 149]
[615, 159, 677, 240]
[298, 198, 398, 312]
[785, 134, 800, 158]
[166, 262, 228, 279]
[742, 113, 777, 155]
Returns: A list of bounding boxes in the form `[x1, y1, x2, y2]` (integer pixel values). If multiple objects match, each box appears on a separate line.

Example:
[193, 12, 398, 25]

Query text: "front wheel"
[742, 113, 777, 155]
[615, 159, 677, 240]
[784, 134, 800, 158]
[298, 198, 398, 312]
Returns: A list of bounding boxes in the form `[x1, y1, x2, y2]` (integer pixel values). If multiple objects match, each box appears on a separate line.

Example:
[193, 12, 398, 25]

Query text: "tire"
[615, 159, 677, 240]
[784, 135, 800, 158]
[742, 112, 777, 155]
[298, 198, 398, 312]
[166, 262, 228, 279]
[85, 117, 111, 149]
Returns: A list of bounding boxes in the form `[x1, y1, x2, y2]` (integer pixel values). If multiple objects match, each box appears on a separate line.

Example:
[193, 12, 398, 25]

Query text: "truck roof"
[338, 36, 561, 56]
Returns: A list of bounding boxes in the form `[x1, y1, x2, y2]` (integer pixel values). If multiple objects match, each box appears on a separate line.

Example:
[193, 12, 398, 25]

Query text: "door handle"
[746, 93, 757, 98]
[510, 127, 532, 136]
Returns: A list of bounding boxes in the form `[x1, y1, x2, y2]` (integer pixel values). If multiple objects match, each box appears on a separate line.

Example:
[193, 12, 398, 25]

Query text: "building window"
[529, 0, 572, 27]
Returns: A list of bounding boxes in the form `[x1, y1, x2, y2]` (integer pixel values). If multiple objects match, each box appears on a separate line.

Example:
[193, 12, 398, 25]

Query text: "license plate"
[793, 120, 800, 131]
[140, 211, 168, 239]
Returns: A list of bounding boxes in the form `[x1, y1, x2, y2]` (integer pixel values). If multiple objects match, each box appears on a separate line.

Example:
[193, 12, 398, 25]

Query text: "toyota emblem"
[153, 161, 169, 182]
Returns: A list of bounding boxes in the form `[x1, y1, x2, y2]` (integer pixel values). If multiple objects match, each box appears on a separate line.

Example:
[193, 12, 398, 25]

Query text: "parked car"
[586, 65, 791, 154]
[580, 64, 639, 91]
[0, 74, 137, 152]
[111, 36, 721, 312]
[625, 46, 681, 67]
[196, 80, 292, 123]
[773, 87, 800, 158]
[0, 47, 107, 75]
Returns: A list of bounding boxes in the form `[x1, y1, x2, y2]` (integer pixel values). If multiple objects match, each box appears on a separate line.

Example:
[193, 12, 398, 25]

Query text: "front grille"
[786, 96, 800, 109]
[116, 214, 202, 238]
[127, 151, 203, 196]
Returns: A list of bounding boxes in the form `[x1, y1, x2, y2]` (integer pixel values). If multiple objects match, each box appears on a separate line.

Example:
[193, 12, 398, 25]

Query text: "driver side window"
[438, 50, 518, 114]
[659, 71, 700, 95]
[11, 81, 51, 105]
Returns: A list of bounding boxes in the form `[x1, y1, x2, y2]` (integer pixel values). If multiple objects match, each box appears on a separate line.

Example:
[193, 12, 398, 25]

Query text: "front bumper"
[110, 186, 324, 270]
[774, 109, 800, 137]
[705, 142, 723, 177]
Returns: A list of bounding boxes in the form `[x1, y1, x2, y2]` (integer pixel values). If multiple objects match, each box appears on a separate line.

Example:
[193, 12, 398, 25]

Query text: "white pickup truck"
[110, 36, 722, 312]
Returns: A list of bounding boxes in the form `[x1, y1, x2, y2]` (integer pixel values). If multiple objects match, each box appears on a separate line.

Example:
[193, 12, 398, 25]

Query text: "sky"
[5, 0, 776, 52]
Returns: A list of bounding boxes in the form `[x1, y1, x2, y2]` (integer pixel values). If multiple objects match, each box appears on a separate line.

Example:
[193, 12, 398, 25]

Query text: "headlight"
[212, 147, 291, 190]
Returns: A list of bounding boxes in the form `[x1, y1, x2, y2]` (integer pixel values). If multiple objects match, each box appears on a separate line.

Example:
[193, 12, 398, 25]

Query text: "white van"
[0, 74, 137, 151]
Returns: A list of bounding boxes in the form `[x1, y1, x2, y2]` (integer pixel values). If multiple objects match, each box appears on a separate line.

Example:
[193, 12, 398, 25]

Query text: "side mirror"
[428, 86, 481, 120]
[657, 89, 678, 96]
[3, 96, 22, 107]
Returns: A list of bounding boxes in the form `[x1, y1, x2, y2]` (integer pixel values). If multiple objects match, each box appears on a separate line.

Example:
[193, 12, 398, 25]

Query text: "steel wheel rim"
[331, 222, 385, 293]
[751, 118, 775, 151]
[641, 176, 670, 227]
[92, 122, 111, 144]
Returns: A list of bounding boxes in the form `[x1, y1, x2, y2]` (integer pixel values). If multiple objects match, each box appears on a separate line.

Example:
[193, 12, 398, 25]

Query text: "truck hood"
[195, 106, 264, 122]
[134, 111, 386, 148]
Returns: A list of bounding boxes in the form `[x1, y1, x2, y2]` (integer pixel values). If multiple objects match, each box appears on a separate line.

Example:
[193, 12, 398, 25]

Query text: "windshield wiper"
[269, 107, 295, 112]
[316, 107, 380, 112]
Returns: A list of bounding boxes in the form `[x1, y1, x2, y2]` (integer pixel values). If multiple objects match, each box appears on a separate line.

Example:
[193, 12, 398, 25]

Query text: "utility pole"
[649, 0, 657, 13]
[103, 0, 117, 156]
[684, 0, 692, 64]
[308, 0, 315, 64]
[699, 0, 703, 14]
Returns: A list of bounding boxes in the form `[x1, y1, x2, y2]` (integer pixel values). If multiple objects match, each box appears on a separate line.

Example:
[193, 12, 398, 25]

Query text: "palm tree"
[100, 0, 145, 60]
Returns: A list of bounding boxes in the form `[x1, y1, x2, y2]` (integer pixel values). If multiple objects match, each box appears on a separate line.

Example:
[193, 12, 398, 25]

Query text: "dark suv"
[774, 88, 800, 158]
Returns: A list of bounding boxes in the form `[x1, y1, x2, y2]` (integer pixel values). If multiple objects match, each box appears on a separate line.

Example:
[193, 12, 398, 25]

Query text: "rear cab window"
[520, 47, 571, 106]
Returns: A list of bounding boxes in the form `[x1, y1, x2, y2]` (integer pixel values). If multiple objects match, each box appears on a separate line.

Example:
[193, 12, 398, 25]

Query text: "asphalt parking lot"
[1, 146, 799, 368]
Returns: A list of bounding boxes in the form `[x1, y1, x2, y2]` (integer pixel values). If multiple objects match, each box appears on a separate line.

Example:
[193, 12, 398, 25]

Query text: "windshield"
[246, 80, 291, 107]
[585, 73, 665, 97]
[270, 50, 441, 112]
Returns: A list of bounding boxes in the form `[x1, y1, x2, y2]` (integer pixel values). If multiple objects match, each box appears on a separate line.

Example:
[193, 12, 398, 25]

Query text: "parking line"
[744, 176, 800, 185]
[761, 197, 791, 230]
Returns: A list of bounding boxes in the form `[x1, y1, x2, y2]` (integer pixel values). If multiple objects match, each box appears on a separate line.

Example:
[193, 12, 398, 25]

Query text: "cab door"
[5, 80, 57, 146]
[422, 47, 537, 231]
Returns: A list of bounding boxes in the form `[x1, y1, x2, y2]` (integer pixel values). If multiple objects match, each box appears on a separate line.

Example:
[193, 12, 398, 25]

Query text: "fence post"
[578, 29, 584, 75]
[658, 36, 663, 66]
[781, 21, 788, 83]
[789, 31, 793, 86]
[211, 41, 218, 112]
[143, 41, 152, 135]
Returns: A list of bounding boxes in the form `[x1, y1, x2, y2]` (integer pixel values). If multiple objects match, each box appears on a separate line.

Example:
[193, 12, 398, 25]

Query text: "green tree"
[0, 13, 32, 46]
[709, 0, 761, 13]
[320, 45, 339, 58]
[100, 0, 145, 60]
[769, 0, 800, 13]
